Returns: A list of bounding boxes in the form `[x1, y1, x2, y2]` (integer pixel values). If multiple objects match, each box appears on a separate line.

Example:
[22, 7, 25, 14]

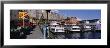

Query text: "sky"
[56, 10, 101, 20]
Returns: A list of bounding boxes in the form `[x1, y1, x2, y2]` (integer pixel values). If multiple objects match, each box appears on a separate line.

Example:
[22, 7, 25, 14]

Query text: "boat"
[50, 21, 65, 32]
[64, 24, 81, 32]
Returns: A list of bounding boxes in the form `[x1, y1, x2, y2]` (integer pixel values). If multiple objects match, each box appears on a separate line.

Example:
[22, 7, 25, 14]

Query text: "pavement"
[26, 26, 44, 39]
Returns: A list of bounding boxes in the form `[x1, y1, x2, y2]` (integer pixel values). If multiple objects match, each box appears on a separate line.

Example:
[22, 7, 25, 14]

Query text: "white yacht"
[50, 21, 65, 32]
[64, 24, 81, 32]
[84, 21, 91, 31]
[84, 25, 91, 31]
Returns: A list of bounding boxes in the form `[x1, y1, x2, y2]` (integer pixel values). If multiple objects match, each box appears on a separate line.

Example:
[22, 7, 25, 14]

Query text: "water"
[83, 32, 101, 39]
[50, 31, 101, 39]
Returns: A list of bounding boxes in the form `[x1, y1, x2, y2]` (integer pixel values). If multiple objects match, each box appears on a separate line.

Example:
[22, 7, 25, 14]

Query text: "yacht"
[50, 21, 65, 32]
[64, 24, 81, 32]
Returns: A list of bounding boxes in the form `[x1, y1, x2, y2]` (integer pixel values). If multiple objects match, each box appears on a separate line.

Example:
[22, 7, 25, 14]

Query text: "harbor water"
[48, 31, 101, 39]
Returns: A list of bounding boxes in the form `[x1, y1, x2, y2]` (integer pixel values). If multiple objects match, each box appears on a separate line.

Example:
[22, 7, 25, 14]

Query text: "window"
[51, 28, 55, 31]
[72, 28, 80, 30]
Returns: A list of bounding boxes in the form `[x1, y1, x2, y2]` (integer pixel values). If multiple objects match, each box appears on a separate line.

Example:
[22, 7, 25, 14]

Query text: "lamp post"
[45, 10, 51, 39]
[46, 10, 51, 24]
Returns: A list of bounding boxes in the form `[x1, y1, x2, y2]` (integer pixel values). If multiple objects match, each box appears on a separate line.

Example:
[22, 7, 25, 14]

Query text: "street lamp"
[46, 10, 51, 24]
[45, 10, 51, 39]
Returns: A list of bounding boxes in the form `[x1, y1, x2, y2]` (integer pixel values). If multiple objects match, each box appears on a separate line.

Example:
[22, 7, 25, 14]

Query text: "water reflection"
[52, 31, 101, 39]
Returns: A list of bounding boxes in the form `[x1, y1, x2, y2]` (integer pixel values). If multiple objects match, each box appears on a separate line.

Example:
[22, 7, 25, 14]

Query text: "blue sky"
[57, 10, 101, 20]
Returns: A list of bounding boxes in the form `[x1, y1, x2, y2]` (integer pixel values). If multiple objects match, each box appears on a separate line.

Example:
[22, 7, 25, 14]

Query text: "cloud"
[77, 18, 82, 21]
[51, 10, 59, 13]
